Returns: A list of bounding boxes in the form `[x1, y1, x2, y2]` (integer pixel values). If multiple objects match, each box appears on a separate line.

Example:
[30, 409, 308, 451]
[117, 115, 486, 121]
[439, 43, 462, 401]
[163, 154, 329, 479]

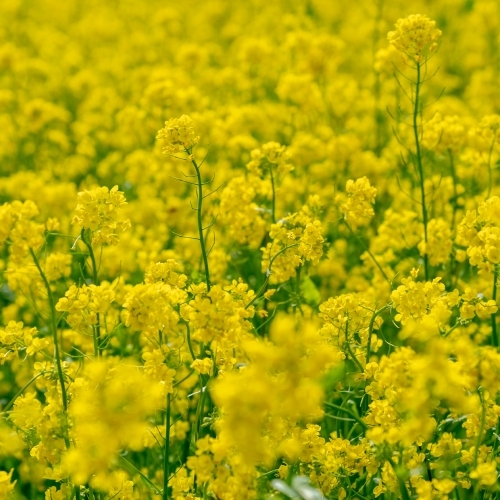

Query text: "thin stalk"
[80, 228, 98, 283]
[413, 61, 429, 281]
[245, 243, 300, 310]
[185, 323, 197, 361]
[2, 372, 45, 413]
[365, 305, 389, 364]
[193, 386, 207, 443]
[344, 320, 364, 372]
[269, 165, 276, 223]
[387, 457, 410, 500]
[293, 264, 302, 313]
[173, 369, 195, 388]
[324, 402, 367, 430]
[163, 393, 171, 500]
[189, 154, 211, 291]
[119, 455, 161, 495]
[29, 248, 70, 449]
[448, 149, 458, 231]
[343, 219, 393, 288]
[492, 269, 498, 348]
[442, 321, 461, 338]
[80, 228, 101, 357]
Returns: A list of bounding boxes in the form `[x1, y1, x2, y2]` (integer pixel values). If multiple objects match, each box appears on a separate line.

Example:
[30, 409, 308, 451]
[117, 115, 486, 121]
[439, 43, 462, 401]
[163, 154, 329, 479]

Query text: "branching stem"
[188, 151, 211, 291]
[80, 228, 101, 357]
[29, 248, 70, 449]
[413, 61, 429, 280]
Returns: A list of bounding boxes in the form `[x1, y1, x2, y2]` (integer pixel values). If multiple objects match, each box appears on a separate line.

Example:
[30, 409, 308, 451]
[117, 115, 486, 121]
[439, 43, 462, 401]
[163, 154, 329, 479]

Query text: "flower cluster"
[246, 142, 294, 177]
[388, 14, 442, 62]
[458, 196, 500, 273]
[56, 284, 116, 334]
[156, 115, 199, 154]
[338, 177, 377, 228]
[72, 186, 130, 246]
[261, 205, 325, 284]
[1, 4, 500, 500]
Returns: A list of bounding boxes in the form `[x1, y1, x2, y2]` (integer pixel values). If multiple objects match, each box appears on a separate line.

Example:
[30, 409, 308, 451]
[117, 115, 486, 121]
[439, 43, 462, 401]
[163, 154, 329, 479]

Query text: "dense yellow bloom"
[72, 185, 130, 245]
[156, 115, 199, 154]
[423, 113, 466, 154]
[218, 176, 267, 248]
[418, 218, 453, 266]
[477, 114, 500, 144]
[246, 142, 294, 177]
[338, 177, 377, 228]
[388, 14, 442, 62]
[180, 283, 254, 346]
[390, 274, 458, 325]
[123, 281, 186, 334]
[63, 362, 163, 486]
[212, 315, 340, 466]
[261, 207, 325, 284]
[56, 283, 116, 334]
[1, 2, 500, 499]
[458, 196, 500, 273]
[469, 462, 498, 486]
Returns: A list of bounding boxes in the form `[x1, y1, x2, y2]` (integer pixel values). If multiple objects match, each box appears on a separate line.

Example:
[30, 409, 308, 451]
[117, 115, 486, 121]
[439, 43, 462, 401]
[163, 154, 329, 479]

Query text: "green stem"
[80, 228, 98, 283]
[119, 455, 161, 495]
[245, 243, 300, 310]
[190, 154, 211, 291]
[413, 61, 429, 281]
[343, 219, 393, 288]
[2, 372, 45, 413]
[294, 264, 302, 313]
[324, 402, 367, 430]
[163, 392, 171, 500]
[173, 369, 195, 388]
[448, 149, 458, 231]
[269, 165, 276, 223]
[365, 305, 389, 364]
[185, 323, 197, 361]
[80, 228, 101, 357]
[492, 269, 498, 348]
[442, 320, 461, 338]
[29, 248, 70, 449]
[193, 385, 207, 443]
[387, 458, 410, 500]
[344, 320, 364, 372]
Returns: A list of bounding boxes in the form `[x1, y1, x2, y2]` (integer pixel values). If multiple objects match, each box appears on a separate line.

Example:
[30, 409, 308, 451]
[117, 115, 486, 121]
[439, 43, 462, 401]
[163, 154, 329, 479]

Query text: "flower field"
[1, 0, 500, 498]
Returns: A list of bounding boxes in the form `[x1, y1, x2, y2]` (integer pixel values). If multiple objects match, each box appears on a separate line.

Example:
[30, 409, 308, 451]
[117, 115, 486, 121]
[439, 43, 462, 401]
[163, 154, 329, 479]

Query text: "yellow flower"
[156, 114, 199, 154]
[72, 185, 130, 245]
[191, 357, 213, 375]
[388, 14, 442, 62]
[469, 461, 498, 486]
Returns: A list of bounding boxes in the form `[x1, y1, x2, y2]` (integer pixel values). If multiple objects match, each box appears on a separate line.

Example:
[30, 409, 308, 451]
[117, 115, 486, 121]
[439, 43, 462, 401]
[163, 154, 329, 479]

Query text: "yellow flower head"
[339, 177, 377, 228]
[388, 14, 442, 62]
[156, 114, 199, 154]
[72, 185, 130, 246]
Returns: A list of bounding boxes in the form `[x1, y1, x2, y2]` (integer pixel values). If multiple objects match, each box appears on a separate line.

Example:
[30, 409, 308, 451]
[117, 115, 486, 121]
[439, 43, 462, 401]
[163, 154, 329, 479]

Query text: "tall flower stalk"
[388, 14, 442, 280]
